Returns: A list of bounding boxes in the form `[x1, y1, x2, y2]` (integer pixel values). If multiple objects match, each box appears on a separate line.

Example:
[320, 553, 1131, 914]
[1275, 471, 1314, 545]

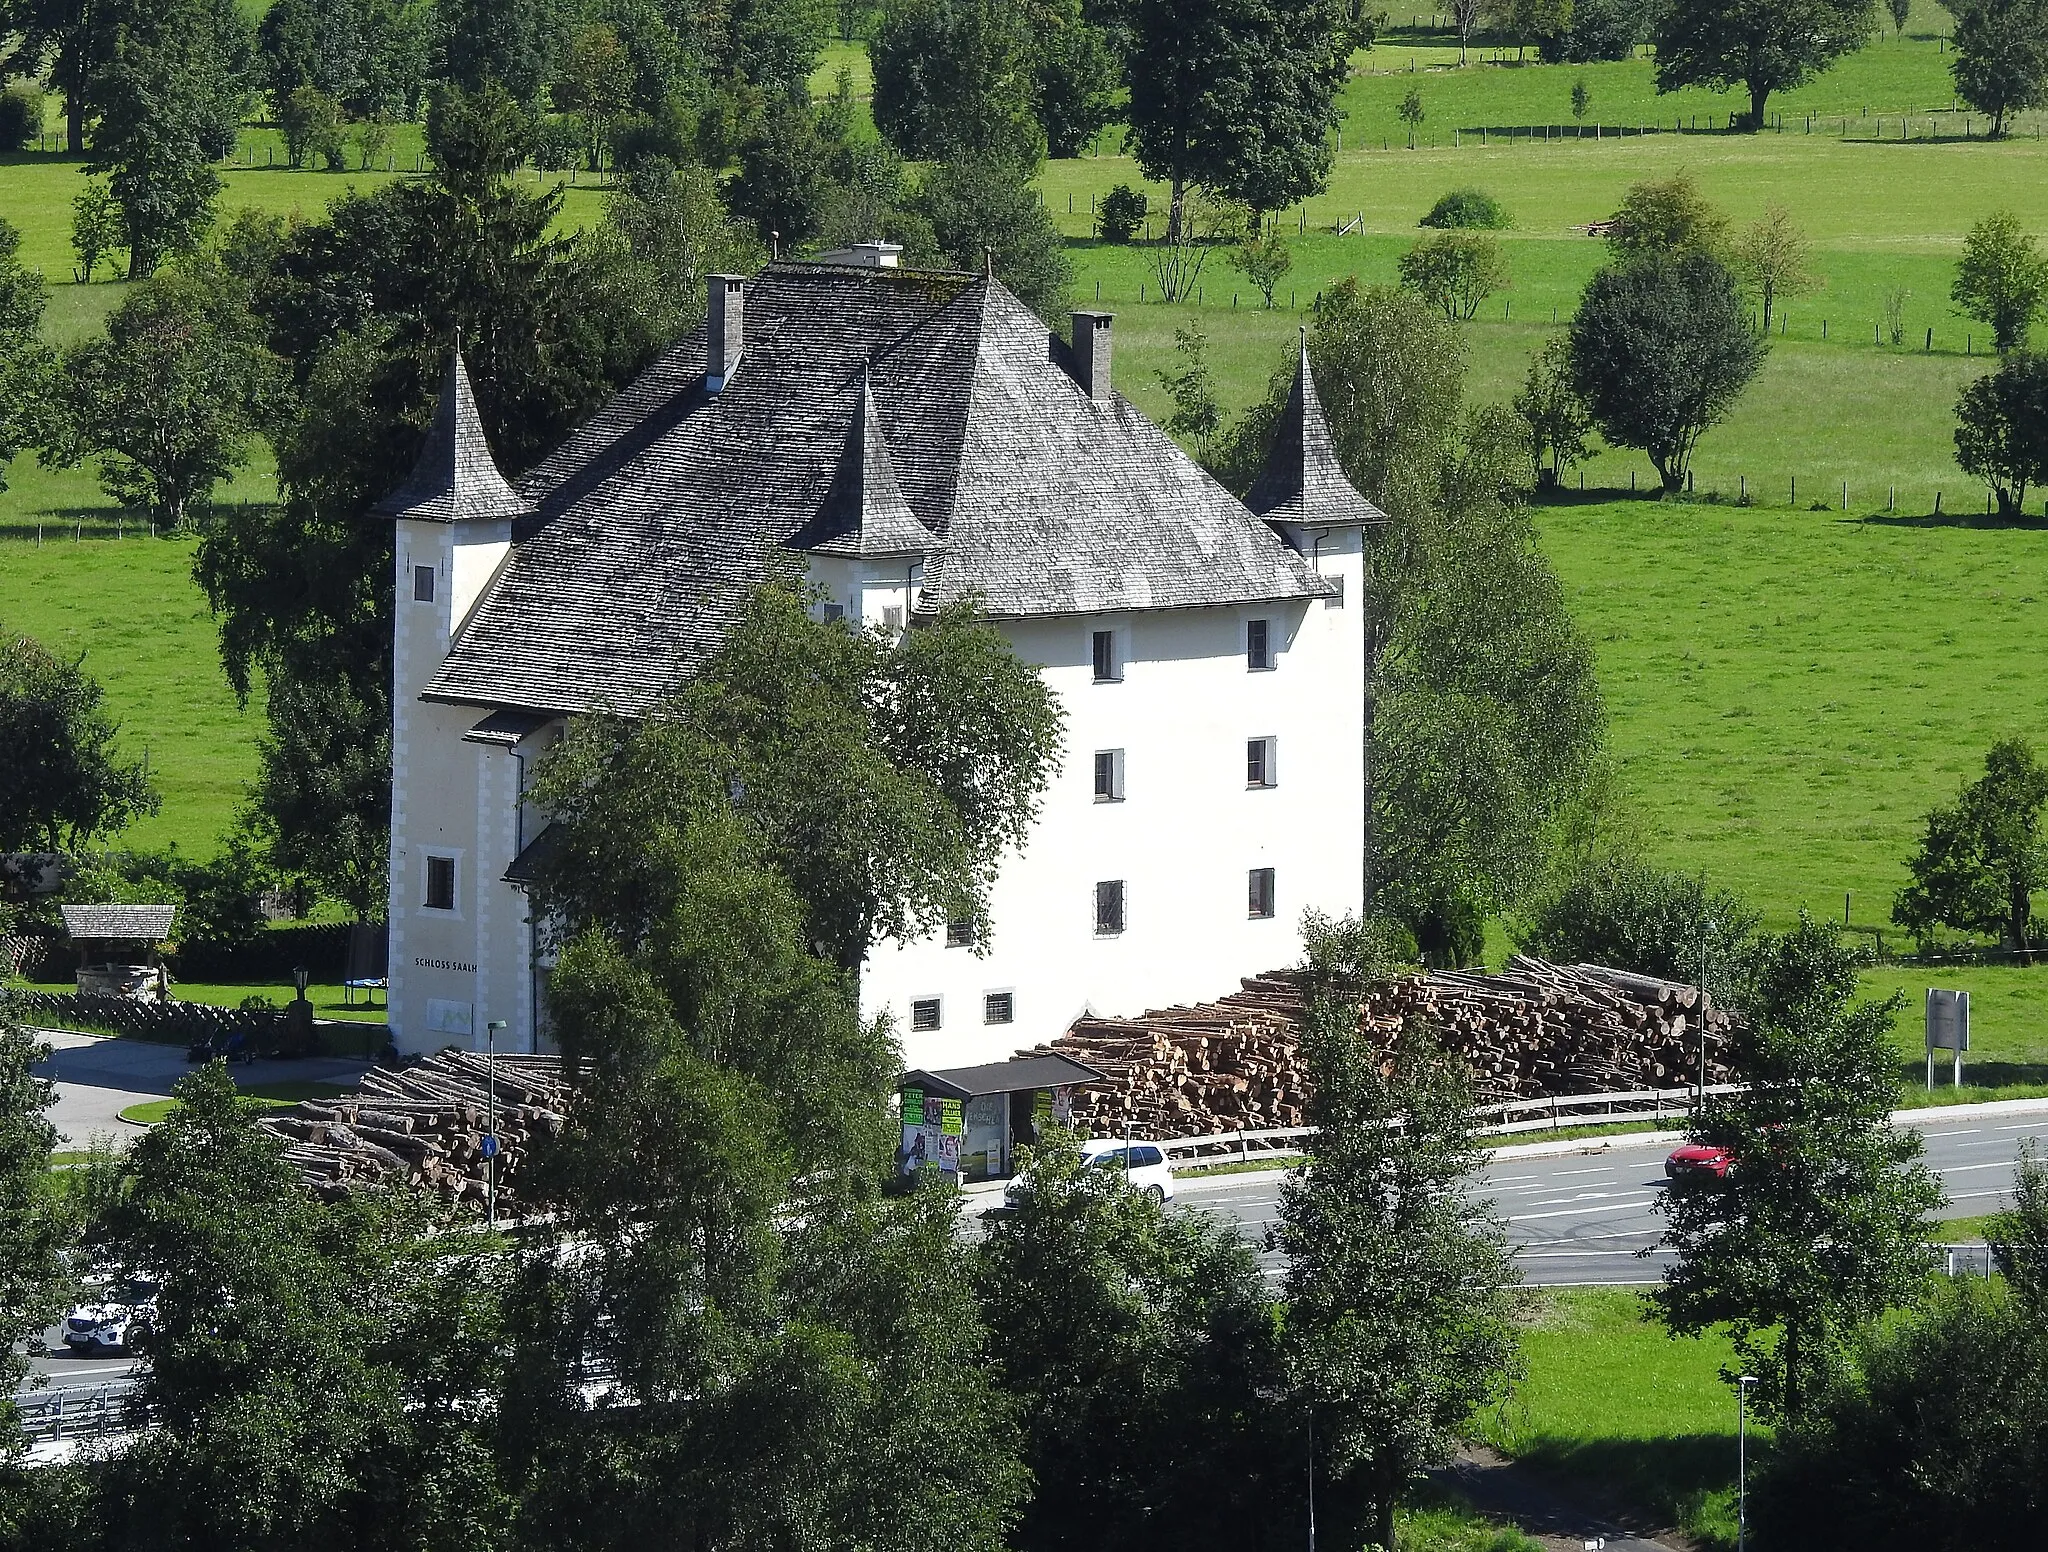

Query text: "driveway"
[29, 1027, 371, 1149]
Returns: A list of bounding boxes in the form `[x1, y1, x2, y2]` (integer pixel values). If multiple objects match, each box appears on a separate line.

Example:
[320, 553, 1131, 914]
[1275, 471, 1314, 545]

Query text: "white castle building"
[377, 258, 1380, 1069]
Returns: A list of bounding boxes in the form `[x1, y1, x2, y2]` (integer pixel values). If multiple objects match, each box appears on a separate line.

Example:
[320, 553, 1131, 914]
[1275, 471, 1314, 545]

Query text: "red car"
[1665, 1144, 1733, 1180]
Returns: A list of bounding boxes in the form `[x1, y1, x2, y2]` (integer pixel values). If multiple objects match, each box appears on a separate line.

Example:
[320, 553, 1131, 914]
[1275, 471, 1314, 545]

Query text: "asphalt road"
[1176, 1105, 2048, 1286]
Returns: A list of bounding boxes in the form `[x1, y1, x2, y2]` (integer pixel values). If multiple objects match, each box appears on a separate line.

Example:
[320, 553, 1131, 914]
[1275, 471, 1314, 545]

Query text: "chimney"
[1070, 311, 1113, 402]
[707, 274, 744, 392]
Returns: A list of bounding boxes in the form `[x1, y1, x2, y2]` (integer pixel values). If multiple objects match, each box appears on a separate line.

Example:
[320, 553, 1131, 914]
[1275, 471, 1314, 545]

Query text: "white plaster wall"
[860, 535, 1366, 1070]
[388, 519, 538, 1055]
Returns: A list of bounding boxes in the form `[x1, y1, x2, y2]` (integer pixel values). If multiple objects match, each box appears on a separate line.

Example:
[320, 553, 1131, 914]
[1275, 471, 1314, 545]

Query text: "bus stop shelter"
[897, 1052, 1105, 1183]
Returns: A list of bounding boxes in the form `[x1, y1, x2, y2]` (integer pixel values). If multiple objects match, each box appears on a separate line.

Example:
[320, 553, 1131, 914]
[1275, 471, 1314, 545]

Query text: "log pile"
[256, 1049, 569, 1207]
[1024, 956, 1734, 1139]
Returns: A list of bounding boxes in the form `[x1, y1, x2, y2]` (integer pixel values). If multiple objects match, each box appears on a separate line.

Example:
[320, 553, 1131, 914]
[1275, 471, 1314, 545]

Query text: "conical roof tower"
[796, 368, 939, 557]
[1244, 331, 1386, 531]
[371, 347, 535, 523]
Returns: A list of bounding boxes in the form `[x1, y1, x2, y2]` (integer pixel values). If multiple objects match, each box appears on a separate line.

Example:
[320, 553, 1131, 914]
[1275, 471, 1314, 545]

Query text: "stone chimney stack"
[1070, 311, 1113, 402]
[707, 274, 745, 392]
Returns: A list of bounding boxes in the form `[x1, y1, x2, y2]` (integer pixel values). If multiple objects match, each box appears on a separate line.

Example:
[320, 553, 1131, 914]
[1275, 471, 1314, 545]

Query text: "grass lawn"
[118, 1074, 357, 1127]
[1484, 1287, 1748, 1550]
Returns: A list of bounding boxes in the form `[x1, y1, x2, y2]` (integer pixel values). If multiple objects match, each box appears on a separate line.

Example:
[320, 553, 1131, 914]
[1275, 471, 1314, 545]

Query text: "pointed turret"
[797, 370, 940, 558]
[1244, 331, 1386, 531]
[371, 349, 535, 523]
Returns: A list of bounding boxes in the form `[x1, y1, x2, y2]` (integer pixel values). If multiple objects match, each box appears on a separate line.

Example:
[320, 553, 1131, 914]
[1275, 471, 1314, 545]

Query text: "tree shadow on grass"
[1893, 1058, 2048, 1091]
[1506, 1432, 1737, 1543]
[1847, 510, 2048, 531]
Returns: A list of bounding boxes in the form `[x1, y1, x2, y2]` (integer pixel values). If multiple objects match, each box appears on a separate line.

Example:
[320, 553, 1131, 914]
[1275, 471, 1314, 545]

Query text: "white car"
[62, 1278, 159, 1355]
[1006, 1139, 1177, 1206]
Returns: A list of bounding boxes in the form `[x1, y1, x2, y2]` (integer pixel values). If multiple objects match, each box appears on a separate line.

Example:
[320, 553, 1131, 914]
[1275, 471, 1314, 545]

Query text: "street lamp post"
[1737, 1373, 1757, 1552]
[485, 1019, 507, 1231]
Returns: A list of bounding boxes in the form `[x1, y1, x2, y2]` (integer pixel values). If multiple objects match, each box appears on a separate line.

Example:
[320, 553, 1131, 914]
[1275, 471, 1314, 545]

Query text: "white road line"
[1518, 1249, 1672, 1259]
[1548, 1165, 1621, 1177]
[1919, 1129, 1982, 1138]
[1503, 1197, 1658, 1223]
[1934, 1161, 2026, 1175]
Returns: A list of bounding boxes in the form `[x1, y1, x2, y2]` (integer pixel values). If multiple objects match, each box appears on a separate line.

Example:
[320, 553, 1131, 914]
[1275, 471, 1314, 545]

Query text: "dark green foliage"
[0, 626, 159, 852]
[0, 221, 56, 490]
[1123, 0, 1352, 226]
[1951, 208, 2048, 355]
[94, 1062, 515, 1550]
[0, 1016, 67, 1460]
[1604, 170, 1729, 263]
[915, 153, 1076, 321]
[1097, 181, 1148, 241]
[1652, 0, 1878, 128]
[977, 1125, 1295, 1552]
[1568, 251, 1766, 493]
[1650, 916, 1941, 1427]
[1032, 0, 1120, 157]
[1514, 855, 1762, 1009]
[1893, 737, 2048, 948]
[727, 95, 834, 246]
[278, 83, 348, 169]
[1537, 0, 1650, 62]
[1513, 336, 1594, 489]
[1278, 959, 1522, 1552]
[1992, 1139, 2048, 1302]
[1955, 353, 2048, 519]
[1752, 1273, 2048, 1549]
[46, 264, 278, 532]
[1, 0, 109, 151]
[871, 0, 1045, 164]
[1157, 323, 1222, 463]
[84, 0, 252, 277]
[605, 157, 765, 340]
[816, 141, 942, 262]
[1419, 187, 1509, 229]
[1944, 0, 2048, 136]
[0, 82, 41, 149]
[438, 0, 563, 104]
[257, 0, 432, 122]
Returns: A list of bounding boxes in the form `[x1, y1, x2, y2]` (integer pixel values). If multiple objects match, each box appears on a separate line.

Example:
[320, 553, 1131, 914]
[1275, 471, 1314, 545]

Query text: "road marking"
[1503, 1197, 1658, 1222]
[1518, 1249, 1673, 1259]
[1919, 1129, 1982, 1138]
[1526, 1191, 1637, 1206]
[1549, 1165, 1622, 1177]
[1934, 1161, 2026, 1174]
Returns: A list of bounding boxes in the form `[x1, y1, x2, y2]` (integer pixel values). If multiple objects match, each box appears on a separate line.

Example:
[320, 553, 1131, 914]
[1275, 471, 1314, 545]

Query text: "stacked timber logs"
[256, 1050, 568, 1207]
[1026, 956, 1733, 1139]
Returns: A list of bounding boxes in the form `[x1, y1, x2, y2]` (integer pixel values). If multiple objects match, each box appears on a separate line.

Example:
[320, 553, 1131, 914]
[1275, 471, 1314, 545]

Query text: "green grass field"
[1485, 1288, 1748, 1549]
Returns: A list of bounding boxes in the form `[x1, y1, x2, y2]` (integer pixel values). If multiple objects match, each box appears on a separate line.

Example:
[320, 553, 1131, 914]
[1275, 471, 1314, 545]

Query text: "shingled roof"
[371, 350, 535, 524]
[423, 265, 1330, 716]
[1244, 332, 1388, 532]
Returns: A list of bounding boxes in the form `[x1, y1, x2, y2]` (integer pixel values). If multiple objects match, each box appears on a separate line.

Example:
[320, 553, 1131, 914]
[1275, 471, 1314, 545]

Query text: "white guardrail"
[12, 1378, 143, 1448]
[1158, 1083, 1750, 1167]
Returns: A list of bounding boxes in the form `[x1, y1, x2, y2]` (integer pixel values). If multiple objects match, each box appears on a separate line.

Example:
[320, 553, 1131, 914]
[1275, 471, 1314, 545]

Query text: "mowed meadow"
[4, 10, 2047, 1070]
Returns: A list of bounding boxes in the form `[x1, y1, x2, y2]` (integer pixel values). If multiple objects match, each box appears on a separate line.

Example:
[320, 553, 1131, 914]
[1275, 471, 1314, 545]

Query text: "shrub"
[531, 113, 584, 172]
[1513, 856, 1761, 1007]
[1420, 188, 1509, 230]
[0, 82, 44, 151]
[1097, 183, 1147, 243]
[1397, 232, 1511, 322]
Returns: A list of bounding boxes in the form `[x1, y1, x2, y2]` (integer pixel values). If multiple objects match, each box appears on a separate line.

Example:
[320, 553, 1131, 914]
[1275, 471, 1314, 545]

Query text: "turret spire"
[796, 368, 939, 558]
[370, 345, 535, 523]
[1243, 329, 1385, 531]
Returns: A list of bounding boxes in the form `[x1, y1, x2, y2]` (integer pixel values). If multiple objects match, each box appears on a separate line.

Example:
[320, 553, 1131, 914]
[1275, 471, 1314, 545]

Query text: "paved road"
[1176, 1105, 2048, 1286]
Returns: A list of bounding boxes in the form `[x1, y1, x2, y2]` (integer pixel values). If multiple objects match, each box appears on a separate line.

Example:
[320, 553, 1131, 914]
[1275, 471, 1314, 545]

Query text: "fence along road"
[1171, 1099, 2048, 1287]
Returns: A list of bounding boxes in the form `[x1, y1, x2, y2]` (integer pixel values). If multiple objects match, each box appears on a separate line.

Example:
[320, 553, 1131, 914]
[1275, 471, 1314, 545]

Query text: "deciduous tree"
[0, 627, 160, 852]
[1652, 0, 1877, 129]
[1734, 202, 1816, 335]
[1513, 854, 1762, 1009]
[1894, 737, 2048, 948]
[1568, 250, 1765, 492]
[1954, 351, 2048, 517]
[0, 220, 56, 491]
[1123, 0, 1352, 234]
[1952, 207, 2048, 354]
[1513, 335, 1595, 489]
[915, 153, 1075, 321]
[0, 1015, 67, 1461]
[1277, 916, 1522, 1552]
[1944, 0, 2048, 137]
[1604, 169, 1728, 263]
[47, 264, 278, 532]
[871, 0, 1045, 165]
[1227, 228, 1292, 307]
[1651, 916, 1941, 1427]
[69, 181, 124, 283]
[1396, 231, 1511, 322]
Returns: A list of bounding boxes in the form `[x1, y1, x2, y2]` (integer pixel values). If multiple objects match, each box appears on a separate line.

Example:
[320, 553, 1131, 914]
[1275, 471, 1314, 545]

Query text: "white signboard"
[426, 998, 474, 1037]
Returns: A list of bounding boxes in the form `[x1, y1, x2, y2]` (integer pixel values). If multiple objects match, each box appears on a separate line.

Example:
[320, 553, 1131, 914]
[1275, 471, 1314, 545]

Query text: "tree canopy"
[1952, 208, 2048, 355]
[0, 626, 159, 852]
[1652, 0, 1878, 128]
[1944, 0, 2048, 136]
[1893, 736, 2048, 948]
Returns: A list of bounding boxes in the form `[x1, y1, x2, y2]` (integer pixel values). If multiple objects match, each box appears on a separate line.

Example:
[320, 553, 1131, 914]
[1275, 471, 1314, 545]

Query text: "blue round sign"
[480, 1134, 500, 1159]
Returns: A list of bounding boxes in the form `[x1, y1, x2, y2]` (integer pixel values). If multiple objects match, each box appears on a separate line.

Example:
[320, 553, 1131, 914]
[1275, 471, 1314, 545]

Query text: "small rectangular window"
[882, 606, 904, 632]
[984, 991, 1014, 1025]
[946, 916, 976, 948]
[822, 602, 845, 623]
[413, 564, 436, 603]
[1091, 629, 1118, 683]
[1325, 574, 1345, 608]
[1248, 867, 1276, 920]
[910, 997, 942, 1032]
[1095, 879, 1126, 936]
[1093, 749, 1124, 802]
[1247, 618, 1272, 671]
[425, 855, 456, 911]
[1247, 737, 1277, 789]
